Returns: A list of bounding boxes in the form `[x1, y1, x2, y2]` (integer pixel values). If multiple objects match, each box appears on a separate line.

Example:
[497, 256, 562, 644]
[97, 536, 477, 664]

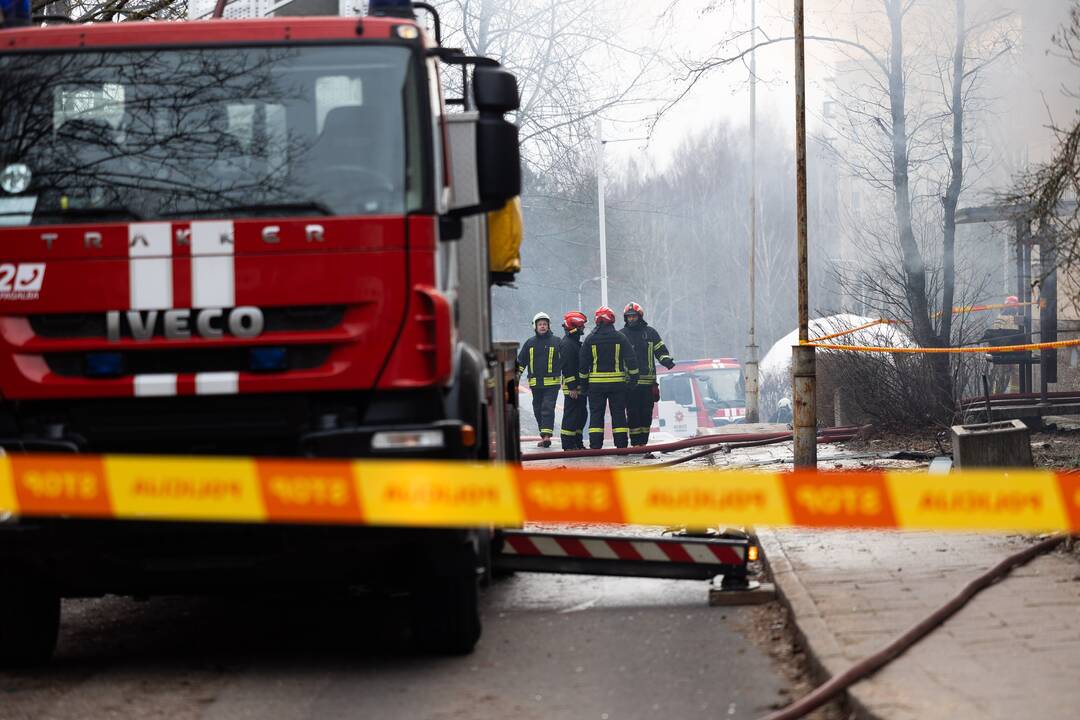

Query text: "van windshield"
[0, 44, 425, 226]
[694, 368, 744, 406]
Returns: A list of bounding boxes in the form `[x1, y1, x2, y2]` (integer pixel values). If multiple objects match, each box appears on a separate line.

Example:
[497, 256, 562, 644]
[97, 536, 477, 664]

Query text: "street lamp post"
[597, 125, 609, 308]
[578, 276, 602, 312]
[745, 0, 761, 423]
[595, 125, 650, 311]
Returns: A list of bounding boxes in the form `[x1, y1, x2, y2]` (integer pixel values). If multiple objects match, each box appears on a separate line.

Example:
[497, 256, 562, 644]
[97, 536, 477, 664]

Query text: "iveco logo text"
[106, 307, 264, 341]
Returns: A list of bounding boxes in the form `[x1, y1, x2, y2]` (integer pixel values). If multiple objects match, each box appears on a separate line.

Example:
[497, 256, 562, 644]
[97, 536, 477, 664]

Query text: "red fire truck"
[655, 358, 747, 434]
[0, 2, 522, 662]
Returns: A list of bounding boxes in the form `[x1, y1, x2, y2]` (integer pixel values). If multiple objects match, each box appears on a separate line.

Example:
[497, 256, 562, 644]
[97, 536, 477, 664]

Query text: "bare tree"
[431, 0, 666, 183]
[31, 0, 185, 21]
[1012, 3, 1080, 279]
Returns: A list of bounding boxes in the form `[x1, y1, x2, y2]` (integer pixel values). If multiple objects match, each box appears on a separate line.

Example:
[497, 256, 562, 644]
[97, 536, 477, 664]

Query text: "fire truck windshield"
[693, 368, 745, 407]
[0, 44, 425, 225]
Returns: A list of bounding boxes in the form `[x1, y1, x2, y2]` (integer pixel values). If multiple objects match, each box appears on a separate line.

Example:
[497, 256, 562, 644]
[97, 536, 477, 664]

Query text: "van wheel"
[0, 577, 60, 668]
[409, 545, 481, 655]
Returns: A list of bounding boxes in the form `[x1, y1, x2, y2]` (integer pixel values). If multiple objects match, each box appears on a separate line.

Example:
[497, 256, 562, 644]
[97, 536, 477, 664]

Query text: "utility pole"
[596, 120, 609, 309]
[792, 0, 817, 467]
[745, 0, 761, 423]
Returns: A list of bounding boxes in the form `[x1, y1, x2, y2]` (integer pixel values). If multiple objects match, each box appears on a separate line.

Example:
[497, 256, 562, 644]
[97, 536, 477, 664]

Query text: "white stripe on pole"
[191, 220, 235, 308]
[683, 544, 722, 565]
[581, 539, 619, 560]
[632, 541, 668, 562]
[530, 535, 568, 557]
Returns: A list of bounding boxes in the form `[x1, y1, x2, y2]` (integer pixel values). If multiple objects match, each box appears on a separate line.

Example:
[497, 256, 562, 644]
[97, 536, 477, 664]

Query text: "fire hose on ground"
[758, 534, 1069, 720]
[639, 429, 859, 468]
[521, 426, 864, 462]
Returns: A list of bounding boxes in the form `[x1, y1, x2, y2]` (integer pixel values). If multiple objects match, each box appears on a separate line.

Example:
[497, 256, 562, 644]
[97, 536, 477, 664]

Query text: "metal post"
[597, 121, 609, 309]
[745, 0, 761, 423]
[1040, 228, 1058, 403]
[1014, 220, 1033, 393]
[792, 0, 816, 467]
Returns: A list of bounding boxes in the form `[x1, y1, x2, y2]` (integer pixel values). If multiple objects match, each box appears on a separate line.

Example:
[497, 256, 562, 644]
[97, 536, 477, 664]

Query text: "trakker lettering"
[105, 307, 264, 341]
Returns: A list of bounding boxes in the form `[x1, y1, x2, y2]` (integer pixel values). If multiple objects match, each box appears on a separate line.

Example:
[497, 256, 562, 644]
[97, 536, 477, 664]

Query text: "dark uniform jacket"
[558, 328, 585, 393]
[579, 324, 639, 386]
[517, 331, 562, 388]
[621, 320, 675, 385]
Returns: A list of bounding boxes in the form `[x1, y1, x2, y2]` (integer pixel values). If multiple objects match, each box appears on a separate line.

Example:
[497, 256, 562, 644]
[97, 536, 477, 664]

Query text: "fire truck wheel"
[0, 577, 60, 668]
[409, 546, 481, 655]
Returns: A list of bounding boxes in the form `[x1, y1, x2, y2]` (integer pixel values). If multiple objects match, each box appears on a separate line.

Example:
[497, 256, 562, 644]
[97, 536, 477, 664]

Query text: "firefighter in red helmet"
[558, 311, 589, 450]
[579, 306, 639, 448]
[621, 302, 675, 446]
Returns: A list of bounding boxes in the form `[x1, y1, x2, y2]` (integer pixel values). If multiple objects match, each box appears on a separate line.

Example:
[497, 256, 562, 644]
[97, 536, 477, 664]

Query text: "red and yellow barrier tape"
[804, 336, 1080, 354]
[808, 301, 1039, 345]
[1, 454, 1078, 533]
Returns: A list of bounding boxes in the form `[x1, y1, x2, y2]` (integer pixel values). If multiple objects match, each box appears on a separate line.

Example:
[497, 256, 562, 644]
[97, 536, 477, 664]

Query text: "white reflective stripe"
[530, 535, 567, 557]
[128, 222, 171, 258]
[129, 258, 172, 310]
[191, 221, 235, 308]
[632, 541, 668, 562]
[192, 257, 235, 308]
[191, 220, 235, 255]
[134, 374, 177, 397]
[128, 223, 172, 310]
[581, 539, 619, 560]
[684, 543, 723, 564]
[195, 371, 239, 395]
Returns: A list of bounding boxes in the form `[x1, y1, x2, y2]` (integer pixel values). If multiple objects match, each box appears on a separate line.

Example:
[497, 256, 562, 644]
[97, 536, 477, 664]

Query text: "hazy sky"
[600, 0, 1078, 175]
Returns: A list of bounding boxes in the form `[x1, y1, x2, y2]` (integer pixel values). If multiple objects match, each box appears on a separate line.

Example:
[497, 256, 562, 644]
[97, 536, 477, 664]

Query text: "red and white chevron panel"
[501, 532, 745, 566]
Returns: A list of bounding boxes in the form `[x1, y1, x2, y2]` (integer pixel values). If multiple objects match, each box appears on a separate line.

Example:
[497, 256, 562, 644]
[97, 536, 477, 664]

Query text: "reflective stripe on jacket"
[517, 331, 562, 387]
[621, 320, 674, 385]
[559, 328, 585, 394]
[579, 324, 639, 385]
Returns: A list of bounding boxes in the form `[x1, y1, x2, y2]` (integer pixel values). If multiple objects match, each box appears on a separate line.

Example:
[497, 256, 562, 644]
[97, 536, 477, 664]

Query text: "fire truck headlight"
[85, 352, 124, 378]
[372, 430, 444, 451]
[249, 347, 288, 372]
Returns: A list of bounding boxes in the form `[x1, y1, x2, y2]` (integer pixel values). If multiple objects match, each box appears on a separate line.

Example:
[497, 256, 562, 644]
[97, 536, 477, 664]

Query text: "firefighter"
[558, 311, 589, 450]
[621, 302, 676, 446]
[517, 312, 562, 447]
[986, 295, 1024, 394]
[580, 306, 639, 449]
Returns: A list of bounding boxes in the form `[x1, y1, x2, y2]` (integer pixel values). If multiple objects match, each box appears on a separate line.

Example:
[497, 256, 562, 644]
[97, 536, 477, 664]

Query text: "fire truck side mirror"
[473, 66, 520, 114]
[472, 67, 521, 210]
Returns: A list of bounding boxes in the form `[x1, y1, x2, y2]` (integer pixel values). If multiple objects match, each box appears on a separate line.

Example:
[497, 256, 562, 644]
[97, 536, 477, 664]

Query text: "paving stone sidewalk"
[758, 529, 1080, 720]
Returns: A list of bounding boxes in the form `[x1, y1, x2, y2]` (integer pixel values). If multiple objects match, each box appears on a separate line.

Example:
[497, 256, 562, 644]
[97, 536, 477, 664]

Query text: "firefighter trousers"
[560, 392, 588, 450]
[627, 384, 656, 446]
[587, 385, 629, 449]
[531, 386, 559, 436]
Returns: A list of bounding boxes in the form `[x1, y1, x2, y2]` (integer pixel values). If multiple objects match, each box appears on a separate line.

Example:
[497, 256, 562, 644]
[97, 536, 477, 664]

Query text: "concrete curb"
[757, 528, 884, 720]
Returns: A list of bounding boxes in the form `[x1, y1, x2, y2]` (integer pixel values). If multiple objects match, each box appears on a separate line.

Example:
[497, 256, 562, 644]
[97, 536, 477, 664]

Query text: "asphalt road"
[1, 572, 791, 720]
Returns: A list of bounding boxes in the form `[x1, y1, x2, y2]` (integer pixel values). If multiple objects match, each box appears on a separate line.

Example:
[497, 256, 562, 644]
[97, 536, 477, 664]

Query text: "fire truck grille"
[29, 306, 346, 339]
[44, 346, 332, 377]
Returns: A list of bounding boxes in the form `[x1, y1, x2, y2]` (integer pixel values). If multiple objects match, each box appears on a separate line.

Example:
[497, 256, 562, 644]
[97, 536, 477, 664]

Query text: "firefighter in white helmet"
[517, 312, 561, 447]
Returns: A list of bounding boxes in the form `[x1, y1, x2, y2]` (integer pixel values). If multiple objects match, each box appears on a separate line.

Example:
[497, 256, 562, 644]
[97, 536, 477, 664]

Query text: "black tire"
[0, 577, 60, 668]
[409, 544, 481, 655]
